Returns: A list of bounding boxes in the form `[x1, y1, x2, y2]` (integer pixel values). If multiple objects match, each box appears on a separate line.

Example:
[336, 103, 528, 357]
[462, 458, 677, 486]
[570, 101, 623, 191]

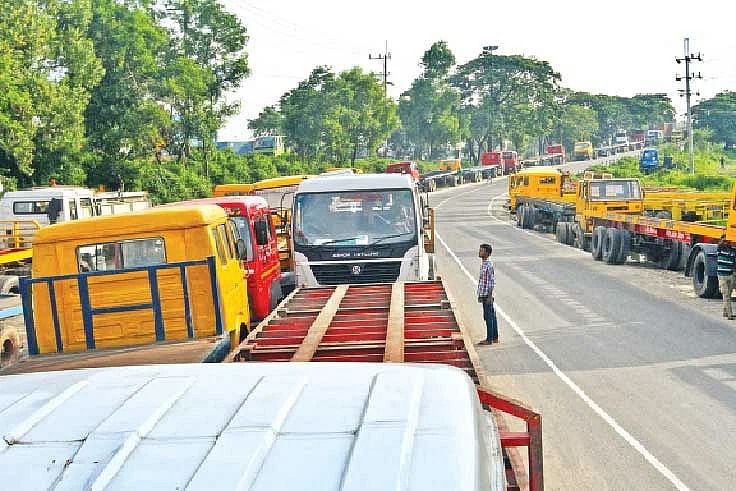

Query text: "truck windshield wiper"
[317, 236, 365, 246]
[368, 232, 414, 246]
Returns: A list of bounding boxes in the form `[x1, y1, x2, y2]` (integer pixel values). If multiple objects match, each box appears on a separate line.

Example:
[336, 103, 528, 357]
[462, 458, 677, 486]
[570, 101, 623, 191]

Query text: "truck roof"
[165, 195, 270, 210]
[517, 167, 565, 176]
[297, 173, 414, 193]
[0, 363, 501, 491]
[1, 187, 94, 199]
[33, 205, 226, 244]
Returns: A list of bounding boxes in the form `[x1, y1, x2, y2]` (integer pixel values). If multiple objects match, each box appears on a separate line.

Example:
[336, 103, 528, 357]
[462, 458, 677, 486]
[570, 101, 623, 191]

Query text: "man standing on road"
[717, 235, 736, 319]
[477, 243, 499, 345]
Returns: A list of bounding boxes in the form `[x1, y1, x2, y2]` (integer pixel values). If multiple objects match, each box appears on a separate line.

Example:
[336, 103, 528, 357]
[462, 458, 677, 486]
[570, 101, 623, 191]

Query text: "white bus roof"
[297, 173, 414, 194]
[0, 363, 502, 490]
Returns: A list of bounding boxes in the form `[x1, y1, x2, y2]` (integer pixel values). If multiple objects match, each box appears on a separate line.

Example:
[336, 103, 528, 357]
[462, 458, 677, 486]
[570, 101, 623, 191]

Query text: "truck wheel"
[458, 175, 464, 185]
[591, 226, 606, 261]
[615, 230, 631, 264]
[603, 228, 621, 264]
[565, 223, 575, 246]
[658, 240, 682, 271]
[523, 206, 535, 230]
[516, 206, 523, 227]
[692, 251, 720, 298]
[555, 223, 563, 242]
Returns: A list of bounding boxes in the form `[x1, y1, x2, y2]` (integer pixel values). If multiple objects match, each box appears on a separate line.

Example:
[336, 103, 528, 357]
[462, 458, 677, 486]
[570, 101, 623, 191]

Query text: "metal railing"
[19, 256, 223, 355]
[0, 220, 42, 250]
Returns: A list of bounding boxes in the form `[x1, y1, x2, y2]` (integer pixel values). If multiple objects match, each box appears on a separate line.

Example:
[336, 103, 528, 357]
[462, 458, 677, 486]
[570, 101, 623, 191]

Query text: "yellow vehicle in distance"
[24, 205, 249, 359]
[573, 141, 595, 161]
[508, 168, 576, 211]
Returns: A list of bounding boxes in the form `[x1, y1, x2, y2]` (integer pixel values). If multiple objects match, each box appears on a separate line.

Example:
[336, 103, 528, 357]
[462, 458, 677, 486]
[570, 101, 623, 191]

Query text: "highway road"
[432, 161, 736, 490]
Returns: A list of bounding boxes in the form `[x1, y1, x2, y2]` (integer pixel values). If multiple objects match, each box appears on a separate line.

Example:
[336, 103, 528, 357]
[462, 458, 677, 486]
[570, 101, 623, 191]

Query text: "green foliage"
[589, 149, 734, 192]
[694, 92, 736, 145]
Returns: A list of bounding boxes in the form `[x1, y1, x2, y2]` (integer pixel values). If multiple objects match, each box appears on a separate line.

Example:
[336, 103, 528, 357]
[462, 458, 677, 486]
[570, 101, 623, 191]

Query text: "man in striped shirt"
[477, 243, 498, 345]
[717, 235, 736, 319]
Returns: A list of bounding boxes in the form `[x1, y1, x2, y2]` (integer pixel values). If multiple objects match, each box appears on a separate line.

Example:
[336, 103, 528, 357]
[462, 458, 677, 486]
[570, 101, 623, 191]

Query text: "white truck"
[291, 173, 436, 288]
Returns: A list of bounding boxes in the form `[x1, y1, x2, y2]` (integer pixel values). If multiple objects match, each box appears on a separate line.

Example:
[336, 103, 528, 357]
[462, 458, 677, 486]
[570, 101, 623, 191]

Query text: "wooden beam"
[383, 282, 404, 362]
[291, 285, 348, 362]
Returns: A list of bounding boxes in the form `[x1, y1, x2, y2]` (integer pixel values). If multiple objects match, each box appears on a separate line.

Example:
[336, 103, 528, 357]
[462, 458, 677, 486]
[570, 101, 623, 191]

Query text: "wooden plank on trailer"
[291, 285, 349, 362]
[383, 282, 405, 363]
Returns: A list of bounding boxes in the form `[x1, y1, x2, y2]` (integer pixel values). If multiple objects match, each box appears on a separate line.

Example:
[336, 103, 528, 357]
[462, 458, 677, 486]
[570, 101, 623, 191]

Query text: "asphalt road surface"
[432, 160, 736, 490]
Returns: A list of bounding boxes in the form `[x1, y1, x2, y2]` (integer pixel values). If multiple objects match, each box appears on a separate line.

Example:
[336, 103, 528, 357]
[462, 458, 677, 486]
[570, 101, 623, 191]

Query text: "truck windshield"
[294, 190, 417, 246]
[589, 180, 642, 201]
[254, 187, 296, 210]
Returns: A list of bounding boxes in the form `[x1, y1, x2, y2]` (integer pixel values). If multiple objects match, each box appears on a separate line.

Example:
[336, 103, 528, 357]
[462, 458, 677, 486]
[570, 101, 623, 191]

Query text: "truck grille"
[311, 262, 401, 285]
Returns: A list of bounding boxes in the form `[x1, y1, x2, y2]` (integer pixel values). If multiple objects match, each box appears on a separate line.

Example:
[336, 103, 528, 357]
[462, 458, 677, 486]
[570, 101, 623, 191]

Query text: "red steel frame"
[232, 280, 543, 491]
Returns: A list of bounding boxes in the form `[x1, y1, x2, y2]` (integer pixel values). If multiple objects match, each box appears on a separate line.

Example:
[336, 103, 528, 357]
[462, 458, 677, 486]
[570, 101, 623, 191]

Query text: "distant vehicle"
[614, 129, 629, 146]
[646, 130, 663, 146]
[639, 148, 660, 173]
[573, 141, 594, 161]
[386, 161, 420, 182]
[501, 151, 520, 173]
[546, 144, 566, 165]
[253, 135, 285, 155]
[0, 186, 97, 225]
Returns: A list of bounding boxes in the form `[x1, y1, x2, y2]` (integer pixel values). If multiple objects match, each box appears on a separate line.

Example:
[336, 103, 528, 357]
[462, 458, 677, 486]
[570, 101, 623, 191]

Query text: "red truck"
[546, 144, 566, 165]
[170, 196, 283, 321]
[386, 161, 420, 182]
[233, 279, 544, 490]
[502, 150, 520, 174]
[481, 151, 503, 175]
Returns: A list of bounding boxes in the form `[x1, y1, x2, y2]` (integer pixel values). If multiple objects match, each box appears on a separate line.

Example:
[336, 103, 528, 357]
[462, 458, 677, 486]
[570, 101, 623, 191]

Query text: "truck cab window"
[77, 238, 165, 272]
[211, 227, 228, 266]
[68, 200, 78, 221]
[79, 198, 94, 218]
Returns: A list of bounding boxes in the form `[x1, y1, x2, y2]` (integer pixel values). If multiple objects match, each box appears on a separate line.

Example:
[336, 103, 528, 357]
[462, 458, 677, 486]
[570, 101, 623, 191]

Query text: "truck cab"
[0, 187, 97, 225]
[546, 144, 566, 165]
[386, 161, 420, 183]
[291, 174, 435, 287]
[501, 151, 519, 174]
[508, 168, 575, 211]
[27, 205, 250, 354]
[639, 148, 660, 174]
[480, 151, 502, 175]
[614, 129, 629, 146]
[573, 142, 594, 161]
[166, 197, 282, 321]
[575, 178, 644, 231]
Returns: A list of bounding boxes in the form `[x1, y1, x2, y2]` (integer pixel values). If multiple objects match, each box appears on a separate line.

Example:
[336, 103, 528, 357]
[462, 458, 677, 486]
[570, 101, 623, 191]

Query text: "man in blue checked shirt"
[477, 243, 498, 345]
[717, 234, 736, 319]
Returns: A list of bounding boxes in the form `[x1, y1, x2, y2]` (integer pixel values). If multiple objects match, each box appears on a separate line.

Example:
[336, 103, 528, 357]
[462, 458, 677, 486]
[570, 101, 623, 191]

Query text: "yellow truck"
[573, 141, 594, 161]
[17, 205, 250, 368]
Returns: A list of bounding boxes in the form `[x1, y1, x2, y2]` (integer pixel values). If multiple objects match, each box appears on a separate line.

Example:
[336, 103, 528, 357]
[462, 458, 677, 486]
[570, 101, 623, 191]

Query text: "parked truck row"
[0, 170, 544, 490]
[509, 167, 734, 300]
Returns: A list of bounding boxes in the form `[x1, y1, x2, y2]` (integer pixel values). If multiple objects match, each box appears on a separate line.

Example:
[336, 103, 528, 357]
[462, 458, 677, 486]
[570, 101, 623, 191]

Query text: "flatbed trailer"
[420, 169, 459, 192]
[231, 280, 544, 491]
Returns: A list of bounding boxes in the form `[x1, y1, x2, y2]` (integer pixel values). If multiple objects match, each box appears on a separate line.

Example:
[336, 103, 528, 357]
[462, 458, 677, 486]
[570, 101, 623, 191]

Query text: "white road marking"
[434, 228, 691, 491]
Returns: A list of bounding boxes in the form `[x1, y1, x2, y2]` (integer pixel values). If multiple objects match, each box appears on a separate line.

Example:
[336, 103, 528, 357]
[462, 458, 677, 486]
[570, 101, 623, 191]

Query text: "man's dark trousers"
[482, 300, 498, 341]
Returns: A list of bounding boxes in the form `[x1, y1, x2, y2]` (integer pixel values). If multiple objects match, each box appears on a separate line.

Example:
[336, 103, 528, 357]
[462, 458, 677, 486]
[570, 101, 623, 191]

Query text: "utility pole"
[482, 45, 499, 153]
[676, 38, 702, 174]
[369, 41, 392, 96]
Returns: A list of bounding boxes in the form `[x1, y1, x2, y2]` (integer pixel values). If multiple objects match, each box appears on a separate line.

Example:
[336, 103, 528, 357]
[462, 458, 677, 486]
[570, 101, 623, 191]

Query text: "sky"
[218, 0, 736, 141]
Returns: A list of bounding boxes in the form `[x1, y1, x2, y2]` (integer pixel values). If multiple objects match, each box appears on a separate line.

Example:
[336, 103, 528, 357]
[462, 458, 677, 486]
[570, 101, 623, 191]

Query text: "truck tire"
[615, 230, 631, 264]
[591, 226, 606, 261]
[565, 223, 575, 246]
[524, 206, 535, 230]
[448, 176, 457, 187]
[603, 228, 621, 264]
[573, 224, 584, 249]
[458, 175, 464, 186]
[555, 223, 564, 243]
[516, 206, 524, 227]
[692, 251, 720, 298]
[658, 240, 682, 271]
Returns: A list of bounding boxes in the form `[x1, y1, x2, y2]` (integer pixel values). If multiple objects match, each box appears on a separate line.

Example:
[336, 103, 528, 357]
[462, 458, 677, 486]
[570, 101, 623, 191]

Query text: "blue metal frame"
[19, 256, 223, 355]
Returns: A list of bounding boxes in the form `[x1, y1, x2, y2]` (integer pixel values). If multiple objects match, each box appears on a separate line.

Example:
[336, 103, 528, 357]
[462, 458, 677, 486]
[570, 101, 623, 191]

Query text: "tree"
[248, 106, 283, 136]
[0, 0, 103, 185]
[452, 52, 560, 158]
[163, 0, 249, 170]
[694, 92, 736, 145]
[398, 41, 461, 159]
[556, 104, 599, 151]
[85, 0, 171, 188]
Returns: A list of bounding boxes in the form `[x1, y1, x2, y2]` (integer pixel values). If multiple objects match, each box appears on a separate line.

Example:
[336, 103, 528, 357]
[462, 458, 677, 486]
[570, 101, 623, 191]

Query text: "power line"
[676, 37, 702, 175]
[368, 41, 392, 96]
